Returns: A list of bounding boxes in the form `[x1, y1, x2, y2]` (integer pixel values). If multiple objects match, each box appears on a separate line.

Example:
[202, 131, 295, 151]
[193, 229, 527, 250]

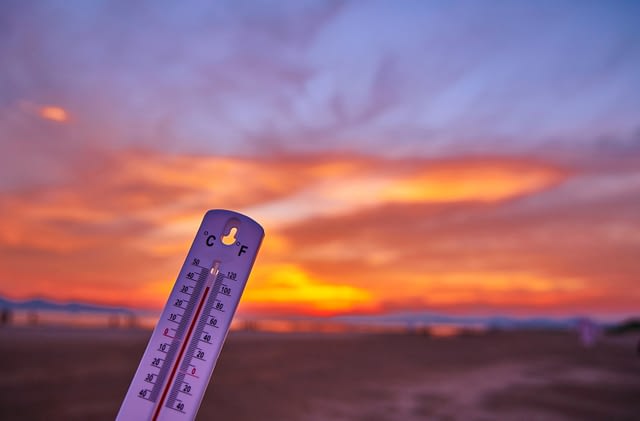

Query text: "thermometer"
[117, 209, 264, 420]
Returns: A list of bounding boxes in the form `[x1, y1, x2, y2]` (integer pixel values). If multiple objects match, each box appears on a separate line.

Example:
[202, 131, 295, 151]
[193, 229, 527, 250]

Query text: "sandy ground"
[0, 327, 638, 420]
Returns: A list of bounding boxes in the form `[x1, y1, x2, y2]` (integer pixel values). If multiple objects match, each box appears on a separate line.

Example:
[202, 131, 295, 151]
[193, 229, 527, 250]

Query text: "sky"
[1, 1, 639, 318]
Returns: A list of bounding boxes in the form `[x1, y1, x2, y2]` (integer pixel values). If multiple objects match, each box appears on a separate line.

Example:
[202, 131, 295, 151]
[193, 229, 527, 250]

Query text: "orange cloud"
[39, 106, 68, 122]
[245, 156, 566, 227]
[3, 149, 635, 317]
[277, 167, 640, 316]
[398, 271, 590, 307]
[382, 159, 563, 203]
[0, 150, 329, 307]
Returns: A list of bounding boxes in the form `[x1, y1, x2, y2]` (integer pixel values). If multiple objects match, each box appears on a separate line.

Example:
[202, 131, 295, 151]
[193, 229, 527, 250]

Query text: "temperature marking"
[152, 280, 212, 421]
[148, 268, 209, 403]
[117, 210, 264, 421]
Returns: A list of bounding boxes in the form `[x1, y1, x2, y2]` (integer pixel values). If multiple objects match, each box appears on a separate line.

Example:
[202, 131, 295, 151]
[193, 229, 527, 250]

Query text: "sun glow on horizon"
[244, 263, 376, 315]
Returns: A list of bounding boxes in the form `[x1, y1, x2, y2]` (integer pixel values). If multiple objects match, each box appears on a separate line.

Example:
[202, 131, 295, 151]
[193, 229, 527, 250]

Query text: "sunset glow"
[244, 263, 375, 315]
[1, 1, 639, 320]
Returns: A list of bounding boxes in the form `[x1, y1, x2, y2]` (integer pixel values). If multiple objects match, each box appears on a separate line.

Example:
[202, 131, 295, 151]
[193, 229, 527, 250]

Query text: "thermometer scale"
[117, 210, 264, 420]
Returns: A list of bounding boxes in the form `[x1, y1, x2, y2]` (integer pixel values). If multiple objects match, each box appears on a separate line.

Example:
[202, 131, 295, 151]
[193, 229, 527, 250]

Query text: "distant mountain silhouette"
[0, 295, 623, 331]
[334, 312, 586, 330]
[0, 296, 133, 315]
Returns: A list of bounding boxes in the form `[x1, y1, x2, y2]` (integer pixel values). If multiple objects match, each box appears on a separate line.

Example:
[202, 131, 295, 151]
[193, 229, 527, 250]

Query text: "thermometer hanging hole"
[222, 226, 238, 246]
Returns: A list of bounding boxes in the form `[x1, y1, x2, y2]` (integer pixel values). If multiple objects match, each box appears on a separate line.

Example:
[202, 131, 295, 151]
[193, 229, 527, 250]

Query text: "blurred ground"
[0, 328, 638, 420]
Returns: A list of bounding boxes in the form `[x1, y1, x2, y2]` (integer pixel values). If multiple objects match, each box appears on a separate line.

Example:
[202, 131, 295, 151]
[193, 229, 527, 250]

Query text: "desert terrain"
[0, 327, 638, 420]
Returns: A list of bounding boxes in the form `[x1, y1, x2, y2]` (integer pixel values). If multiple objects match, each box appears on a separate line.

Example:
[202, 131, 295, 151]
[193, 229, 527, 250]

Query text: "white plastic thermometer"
[117, 209, 264, 421]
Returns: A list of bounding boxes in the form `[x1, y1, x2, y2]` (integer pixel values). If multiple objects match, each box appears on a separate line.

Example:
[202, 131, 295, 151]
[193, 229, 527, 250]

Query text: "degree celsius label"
[117, 209, 264, 421]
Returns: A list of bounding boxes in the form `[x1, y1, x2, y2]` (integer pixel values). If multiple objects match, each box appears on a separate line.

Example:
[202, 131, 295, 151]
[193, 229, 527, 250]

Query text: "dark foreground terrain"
[0, 327, 638, 420]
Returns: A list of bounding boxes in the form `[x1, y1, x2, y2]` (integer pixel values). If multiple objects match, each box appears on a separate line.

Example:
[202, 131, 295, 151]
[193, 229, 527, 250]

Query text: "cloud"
[278, 164, 640, 315]
[1, 2, 639, 318]
[0, 149, 305, 306]
[38, 105, 68, 122]
[0, 148, 637, 316]
[246, 156, 565, 227]
[0, 150, 573, 311]
[2, 1, 639, 164]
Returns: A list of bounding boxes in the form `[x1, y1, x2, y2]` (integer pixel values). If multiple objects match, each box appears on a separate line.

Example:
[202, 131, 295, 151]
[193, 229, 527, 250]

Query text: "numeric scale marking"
[117, 210, 264, 420]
